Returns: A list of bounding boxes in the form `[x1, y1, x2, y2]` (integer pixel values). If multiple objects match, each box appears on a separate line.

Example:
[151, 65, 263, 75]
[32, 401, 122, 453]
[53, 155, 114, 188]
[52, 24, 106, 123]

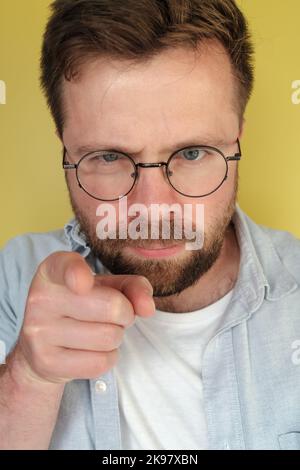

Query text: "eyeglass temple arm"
[62, 147, 77, 169]
[226, 138, 242, 161]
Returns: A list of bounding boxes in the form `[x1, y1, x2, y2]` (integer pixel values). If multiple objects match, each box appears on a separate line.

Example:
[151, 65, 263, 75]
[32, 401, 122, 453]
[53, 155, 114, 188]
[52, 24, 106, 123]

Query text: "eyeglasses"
[62, 139, 241, 201]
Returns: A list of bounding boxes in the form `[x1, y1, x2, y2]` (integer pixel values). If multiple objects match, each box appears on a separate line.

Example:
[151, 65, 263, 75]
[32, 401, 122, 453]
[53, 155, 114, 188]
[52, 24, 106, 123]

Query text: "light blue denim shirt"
[1, 203, 300, 450]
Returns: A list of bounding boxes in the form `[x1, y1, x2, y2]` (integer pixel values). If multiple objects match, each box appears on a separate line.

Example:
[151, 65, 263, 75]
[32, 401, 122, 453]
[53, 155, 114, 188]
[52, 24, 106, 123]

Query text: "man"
[0, 0, 300, 450]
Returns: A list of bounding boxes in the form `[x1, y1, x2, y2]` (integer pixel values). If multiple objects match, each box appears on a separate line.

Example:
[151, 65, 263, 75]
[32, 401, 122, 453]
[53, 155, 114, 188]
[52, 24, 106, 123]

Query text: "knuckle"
[109, 349, 119, 366]
[91, 355, 109, 377]
[107, 293, 133, 326]
[102, 325, 123, 349]
[89, 350, 119, 378]
[38, 350, 55, 374]
[99, 353, 110, 372]
[124, 311, 135, 328]
[101, 350, 118, 373]
[22, 323, 43, 342]
[108, 292, 124, 316]
[29, 347, 52, 376]
[26, 290, 45, 309]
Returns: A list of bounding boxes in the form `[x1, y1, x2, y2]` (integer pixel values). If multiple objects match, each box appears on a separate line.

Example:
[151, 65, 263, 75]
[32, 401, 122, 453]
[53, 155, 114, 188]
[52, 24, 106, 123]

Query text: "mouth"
[125, 243, 184, 259]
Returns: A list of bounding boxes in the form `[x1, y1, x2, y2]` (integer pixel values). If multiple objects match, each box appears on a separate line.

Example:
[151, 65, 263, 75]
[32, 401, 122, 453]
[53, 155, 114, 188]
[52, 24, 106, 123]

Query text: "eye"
[86, 152, 121, 164]
[102, 153, 119, 163]
[182, 148, 206, 161]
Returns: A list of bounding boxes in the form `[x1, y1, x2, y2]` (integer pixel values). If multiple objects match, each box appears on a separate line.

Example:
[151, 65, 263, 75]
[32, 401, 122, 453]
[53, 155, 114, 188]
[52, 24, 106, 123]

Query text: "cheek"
[187, 167, 237, 228]
[67, 173, 100, 220]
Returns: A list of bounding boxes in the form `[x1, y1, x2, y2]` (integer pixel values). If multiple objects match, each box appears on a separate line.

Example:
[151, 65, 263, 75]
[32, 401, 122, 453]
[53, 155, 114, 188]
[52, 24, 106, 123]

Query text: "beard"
[67, 177, 237, 299]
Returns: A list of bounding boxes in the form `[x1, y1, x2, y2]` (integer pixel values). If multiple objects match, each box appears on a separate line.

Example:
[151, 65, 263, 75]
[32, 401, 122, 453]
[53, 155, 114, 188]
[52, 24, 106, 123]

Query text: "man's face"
[62, 41, 241, 297]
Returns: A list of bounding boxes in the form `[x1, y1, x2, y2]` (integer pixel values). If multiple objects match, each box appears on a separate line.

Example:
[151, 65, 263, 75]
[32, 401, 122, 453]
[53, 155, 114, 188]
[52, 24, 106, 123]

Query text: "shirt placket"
[202, 327, 246, 450]
[90, 369, 122, 450]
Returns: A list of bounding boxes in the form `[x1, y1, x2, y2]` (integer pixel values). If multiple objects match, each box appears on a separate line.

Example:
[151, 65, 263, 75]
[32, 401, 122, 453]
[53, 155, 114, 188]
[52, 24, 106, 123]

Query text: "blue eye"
[102, 153, 119, 162]
[182, 149, 205, 161]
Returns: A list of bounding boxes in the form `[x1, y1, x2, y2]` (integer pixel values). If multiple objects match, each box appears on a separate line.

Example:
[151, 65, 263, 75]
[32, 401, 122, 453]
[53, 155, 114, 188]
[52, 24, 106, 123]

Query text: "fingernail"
[141, 277, 153, 296]
[150, 297, 156, 313]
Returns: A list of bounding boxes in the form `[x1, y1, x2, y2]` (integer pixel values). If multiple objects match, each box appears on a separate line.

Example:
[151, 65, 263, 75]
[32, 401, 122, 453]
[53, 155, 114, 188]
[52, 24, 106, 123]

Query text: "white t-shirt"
[114, 288, 234, 450]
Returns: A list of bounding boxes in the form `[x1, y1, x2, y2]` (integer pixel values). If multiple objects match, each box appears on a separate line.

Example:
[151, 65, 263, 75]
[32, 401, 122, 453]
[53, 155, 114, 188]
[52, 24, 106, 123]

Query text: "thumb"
[38, 251, 94, 295]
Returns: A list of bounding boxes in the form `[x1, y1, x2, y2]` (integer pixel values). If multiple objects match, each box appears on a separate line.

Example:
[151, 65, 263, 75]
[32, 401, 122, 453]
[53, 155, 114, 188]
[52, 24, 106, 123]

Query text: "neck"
[154, 222, 240, 313]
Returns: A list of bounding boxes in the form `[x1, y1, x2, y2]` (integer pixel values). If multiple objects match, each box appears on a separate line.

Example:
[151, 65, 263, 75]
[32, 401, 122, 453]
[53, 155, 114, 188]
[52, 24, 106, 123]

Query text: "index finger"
[94, 274, 156, 318]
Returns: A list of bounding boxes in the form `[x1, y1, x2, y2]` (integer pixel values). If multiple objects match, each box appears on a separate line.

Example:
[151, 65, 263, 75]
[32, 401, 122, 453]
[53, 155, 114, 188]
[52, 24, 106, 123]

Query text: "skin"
[62, 40, 242, 312]
[0, 39, 243, 449]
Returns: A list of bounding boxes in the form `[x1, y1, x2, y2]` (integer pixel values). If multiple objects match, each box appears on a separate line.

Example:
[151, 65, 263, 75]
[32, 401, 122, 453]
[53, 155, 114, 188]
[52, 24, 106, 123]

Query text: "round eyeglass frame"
[62, 139, 242, 201]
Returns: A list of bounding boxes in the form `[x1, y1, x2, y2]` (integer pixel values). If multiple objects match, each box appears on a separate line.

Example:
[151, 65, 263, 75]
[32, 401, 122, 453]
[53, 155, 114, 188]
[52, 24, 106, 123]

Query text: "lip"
[127, 243, 184, 259]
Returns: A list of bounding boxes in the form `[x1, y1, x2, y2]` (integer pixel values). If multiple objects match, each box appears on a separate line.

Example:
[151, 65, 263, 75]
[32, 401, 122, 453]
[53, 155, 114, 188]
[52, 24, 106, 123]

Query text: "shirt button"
[95, 379, 107, 394]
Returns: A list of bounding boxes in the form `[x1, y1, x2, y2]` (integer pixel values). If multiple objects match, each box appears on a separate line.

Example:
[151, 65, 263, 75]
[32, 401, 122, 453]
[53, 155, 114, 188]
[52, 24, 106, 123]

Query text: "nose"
[127, 162, 179, 208]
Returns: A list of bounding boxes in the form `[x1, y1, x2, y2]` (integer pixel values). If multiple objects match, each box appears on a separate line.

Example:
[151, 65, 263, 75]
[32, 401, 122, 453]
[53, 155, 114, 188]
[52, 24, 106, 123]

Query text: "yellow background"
[0, 0, 299, 247]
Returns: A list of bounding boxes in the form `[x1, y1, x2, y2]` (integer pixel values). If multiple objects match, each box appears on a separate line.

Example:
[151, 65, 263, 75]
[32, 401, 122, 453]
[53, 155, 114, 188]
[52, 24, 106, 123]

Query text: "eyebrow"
[72, 137, 229, 157]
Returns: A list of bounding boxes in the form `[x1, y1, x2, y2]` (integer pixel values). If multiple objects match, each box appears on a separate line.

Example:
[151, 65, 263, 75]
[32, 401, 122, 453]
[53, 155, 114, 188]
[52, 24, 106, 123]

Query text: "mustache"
[94, 217, 201, 247]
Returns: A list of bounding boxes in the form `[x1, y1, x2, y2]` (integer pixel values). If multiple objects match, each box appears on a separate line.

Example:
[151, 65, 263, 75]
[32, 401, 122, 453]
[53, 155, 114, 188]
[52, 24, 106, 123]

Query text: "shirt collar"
[64, 217, 91, 258]
[63, 203, 298, 320]
[225, 202, 298, 328]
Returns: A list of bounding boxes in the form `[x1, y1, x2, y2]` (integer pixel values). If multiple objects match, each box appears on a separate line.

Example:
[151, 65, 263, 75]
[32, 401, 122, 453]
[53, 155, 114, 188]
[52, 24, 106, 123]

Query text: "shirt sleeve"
[0, 238, 22, 360]
[0, 228, 77, 363]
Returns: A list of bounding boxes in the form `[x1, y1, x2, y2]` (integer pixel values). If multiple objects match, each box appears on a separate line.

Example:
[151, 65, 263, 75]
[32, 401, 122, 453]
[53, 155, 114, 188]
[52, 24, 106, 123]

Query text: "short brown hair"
[40, 0, 254, 138]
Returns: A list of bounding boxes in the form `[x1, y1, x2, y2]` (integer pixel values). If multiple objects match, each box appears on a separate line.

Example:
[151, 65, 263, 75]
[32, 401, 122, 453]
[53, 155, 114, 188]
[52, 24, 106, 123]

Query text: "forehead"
[62, 40, 238, 151]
